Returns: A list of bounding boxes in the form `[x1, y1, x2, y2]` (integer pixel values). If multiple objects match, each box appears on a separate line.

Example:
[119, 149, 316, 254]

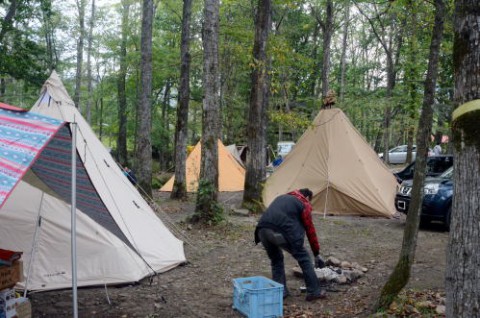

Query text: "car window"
[391, 146, 406, 153]
[440, 167, 453, 179]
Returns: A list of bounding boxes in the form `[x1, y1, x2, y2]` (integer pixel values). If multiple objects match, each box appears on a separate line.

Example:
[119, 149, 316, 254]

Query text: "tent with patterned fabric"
[0, 71, 185, 291]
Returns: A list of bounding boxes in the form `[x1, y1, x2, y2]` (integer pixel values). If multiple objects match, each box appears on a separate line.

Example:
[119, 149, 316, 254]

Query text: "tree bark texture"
[195, 0, 220, 219]
[339, 5, 349, 102]
[320, 0, 333, 101]
[117, 0, 129, 166]
[85, 0, 95, 124]
[375, 0, 445, 310]
[446, 1, 480, 317]
[171, 0, 192, 200]
[136, 0, 154, 196]
[242, 0, 271, 213]
[74, 0, 86, 110]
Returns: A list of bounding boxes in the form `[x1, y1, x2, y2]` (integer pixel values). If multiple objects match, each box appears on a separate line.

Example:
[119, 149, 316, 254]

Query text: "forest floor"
[30, 190, 449, 318]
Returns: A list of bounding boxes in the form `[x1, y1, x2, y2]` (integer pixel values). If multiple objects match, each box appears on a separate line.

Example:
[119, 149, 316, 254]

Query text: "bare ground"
[30, 191, 448, 317]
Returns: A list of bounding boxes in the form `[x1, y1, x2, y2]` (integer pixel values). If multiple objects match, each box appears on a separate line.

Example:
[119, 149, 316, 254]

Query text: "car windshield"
[440, 167, 453, 179]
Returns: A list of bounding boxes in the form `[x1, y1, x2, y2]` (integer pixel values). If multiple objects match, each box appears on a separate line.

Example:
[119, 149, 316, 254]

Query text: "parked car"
[395, 167, 453, 230]
[378, 145, 433, 164]
[277, 141, 295, 158]
[394, 155, 453, 183]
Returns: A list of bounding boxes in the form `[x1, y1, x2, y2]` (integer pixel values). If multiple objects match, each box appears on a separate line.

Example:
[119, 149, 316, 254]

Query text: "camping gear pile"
[293, 256, 368, 285]
[0, 249, 31, 318]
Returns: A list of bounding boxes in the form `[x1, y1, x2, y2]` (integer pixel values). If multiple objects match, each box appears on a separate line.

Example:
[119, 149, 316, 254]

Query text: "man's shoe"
[305, 289, 326, 301]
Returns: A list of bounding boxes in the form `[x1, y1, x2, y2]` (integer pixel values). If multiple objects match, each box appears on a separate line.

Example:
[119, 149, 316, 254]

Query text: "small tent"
[160, 140, 245, 192]
[0, 71, 186, 291]
[263, 108, 397, 217]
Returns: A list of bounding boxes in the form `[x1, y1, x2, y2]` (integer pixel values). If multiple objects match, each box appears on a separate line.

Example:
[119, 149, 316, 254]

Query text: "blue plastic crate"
[232, 276, 283, 318]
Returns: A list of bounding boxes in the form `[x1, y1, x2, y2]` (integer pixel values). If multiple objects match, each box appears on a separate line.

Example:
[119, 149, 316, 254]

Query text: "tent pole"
[23, 192, 46, 297]
[71, 122, 78, 318]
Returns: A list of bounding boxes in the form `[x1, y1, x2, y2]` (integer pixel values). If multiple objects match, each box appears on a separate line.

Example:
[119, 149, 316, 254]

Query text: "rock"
[335, 275, 348, 284]
[361, 267, 368, 273]
[405, 305, 420, 314]
[292, 266, 303, 278]
[315, 267, 340, 281]
[326, 256, 341, 267]
[435, 305, 446, 315]
[340, 261, 351, 269]
[232, 208, 250, 217]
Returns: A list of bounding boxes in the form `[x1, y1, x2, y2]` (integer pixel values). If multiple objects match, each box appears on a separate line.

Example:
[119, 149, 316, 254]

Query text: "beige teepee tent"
[263, 108, 397, 217]
[160, 140, 246, 192]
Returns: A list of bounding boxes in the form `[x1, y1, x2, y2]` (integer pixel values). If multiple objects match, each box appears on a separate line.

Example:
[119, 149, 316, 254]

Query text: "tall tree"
[320, 0, 333, 101]
[74, 0, 87, 110]
[356, 2, 404, 163]
[375, 0, 445, 310]
[242, 0, 271, 212]
[193, 0, 221, 223]
[85, 0, 95, 124]
[446, 0, 480, 316]
[117, 0, 130, 166]
[171, 0, 192, 200]
[136, 0, 154, 196]
[339, 4, 349, 102]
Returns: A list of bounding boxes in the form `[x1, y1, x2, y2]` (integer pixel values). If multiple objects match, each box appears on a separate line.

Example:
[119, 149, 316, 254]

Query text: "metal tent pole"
[71, 122, 78, 318]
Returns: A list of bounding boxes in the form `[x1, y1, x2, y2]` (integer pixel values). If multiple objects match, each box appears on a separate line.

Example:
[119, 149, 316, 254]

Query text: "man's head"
[299, 188, 313, 201]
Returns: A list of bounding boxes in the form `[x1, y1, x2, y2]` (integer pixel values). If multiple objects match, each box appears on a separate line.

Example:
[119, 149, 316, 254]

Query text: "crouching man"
[254, 188, 326, 301]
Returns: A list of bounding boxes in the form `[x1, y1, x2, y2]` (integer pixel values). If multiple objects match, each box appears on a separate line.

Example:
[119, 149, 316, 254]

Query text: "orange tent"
[160, 140, 246, 192]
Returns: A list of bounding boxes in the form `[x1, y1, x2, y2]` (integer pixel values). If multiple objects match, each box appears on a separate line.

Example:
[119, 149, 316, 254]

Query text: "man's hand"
[315, 255, 326, 269]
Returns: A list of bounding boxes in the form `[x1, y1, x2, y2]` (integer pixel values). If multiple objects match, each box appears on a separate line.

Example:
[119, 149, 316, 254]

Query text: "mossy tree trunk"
[242, 0, 271, 214]
[171, 0, 192, 200]
[375, 0, 445, 311]
[446, 1, 480, 317]
[194, 0, 221, 223]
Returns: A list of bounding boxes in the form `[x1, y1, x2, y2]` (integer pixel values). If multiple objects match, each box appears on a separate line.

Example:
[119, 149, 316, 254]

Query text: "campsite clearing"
[29, 192, 448, 317]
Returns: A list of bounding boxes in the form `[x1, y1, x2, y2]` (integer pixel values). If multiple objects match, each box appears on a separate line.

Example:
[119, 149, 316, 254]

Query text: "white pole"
[71, 122, 78, 318]
[23, 192, 45, 297]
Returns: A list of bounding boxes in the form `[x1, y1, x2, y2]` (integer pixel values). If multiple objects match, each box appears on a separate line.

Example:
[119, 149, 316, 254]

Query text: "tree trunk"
[242, 0, 271, 213]
[117, 0, 130, 166]
[74, 0, 86, 110]
[85, 0, 95, 124]
[375, 0, 445, 310]
[194, 0, 221, 223]
[339, 5, 349, 102]
[171, 0, 192, 200]
[320, 0, 333, 102]
[446, 1, 480, 317]
[136, 0, 154, 196]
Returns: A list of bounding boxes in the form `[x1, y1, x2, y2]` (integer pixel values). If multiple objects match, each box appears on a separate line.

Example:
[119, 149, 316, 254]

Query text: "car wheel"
[444, 206, 452, 231]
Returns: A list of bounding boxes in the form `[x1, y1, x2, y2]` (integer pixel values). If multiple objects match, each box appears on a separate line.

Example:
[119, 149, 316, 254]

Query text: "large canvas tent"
[263, 108, 397, 217]
[0, 71, 186, 291]
[160, 140, 245, 192]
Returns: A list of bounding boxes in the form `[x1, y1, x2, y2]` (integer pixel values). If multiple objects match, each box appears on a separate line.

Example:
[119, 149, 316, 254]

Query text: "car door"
[389, 145, 407, 164]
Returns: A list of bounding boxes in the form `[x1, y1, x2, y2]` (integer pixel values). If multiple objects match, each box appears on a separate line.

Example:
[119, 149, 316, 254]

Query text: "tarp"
[263, 108, 397, 217]
[0, 71, 186, 291]
[160, 139, 245, 192]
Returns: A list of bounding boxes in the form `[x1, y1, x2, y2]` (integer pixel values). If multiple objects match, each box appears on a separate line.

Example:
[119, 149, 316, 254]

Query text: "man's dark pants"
[258, 228, 321, 297]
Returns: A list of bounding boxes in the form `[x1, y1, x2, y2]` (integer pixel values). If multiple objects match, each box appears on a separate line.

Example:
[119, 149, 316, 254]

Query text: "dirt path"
[30, 192, 448, 317]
